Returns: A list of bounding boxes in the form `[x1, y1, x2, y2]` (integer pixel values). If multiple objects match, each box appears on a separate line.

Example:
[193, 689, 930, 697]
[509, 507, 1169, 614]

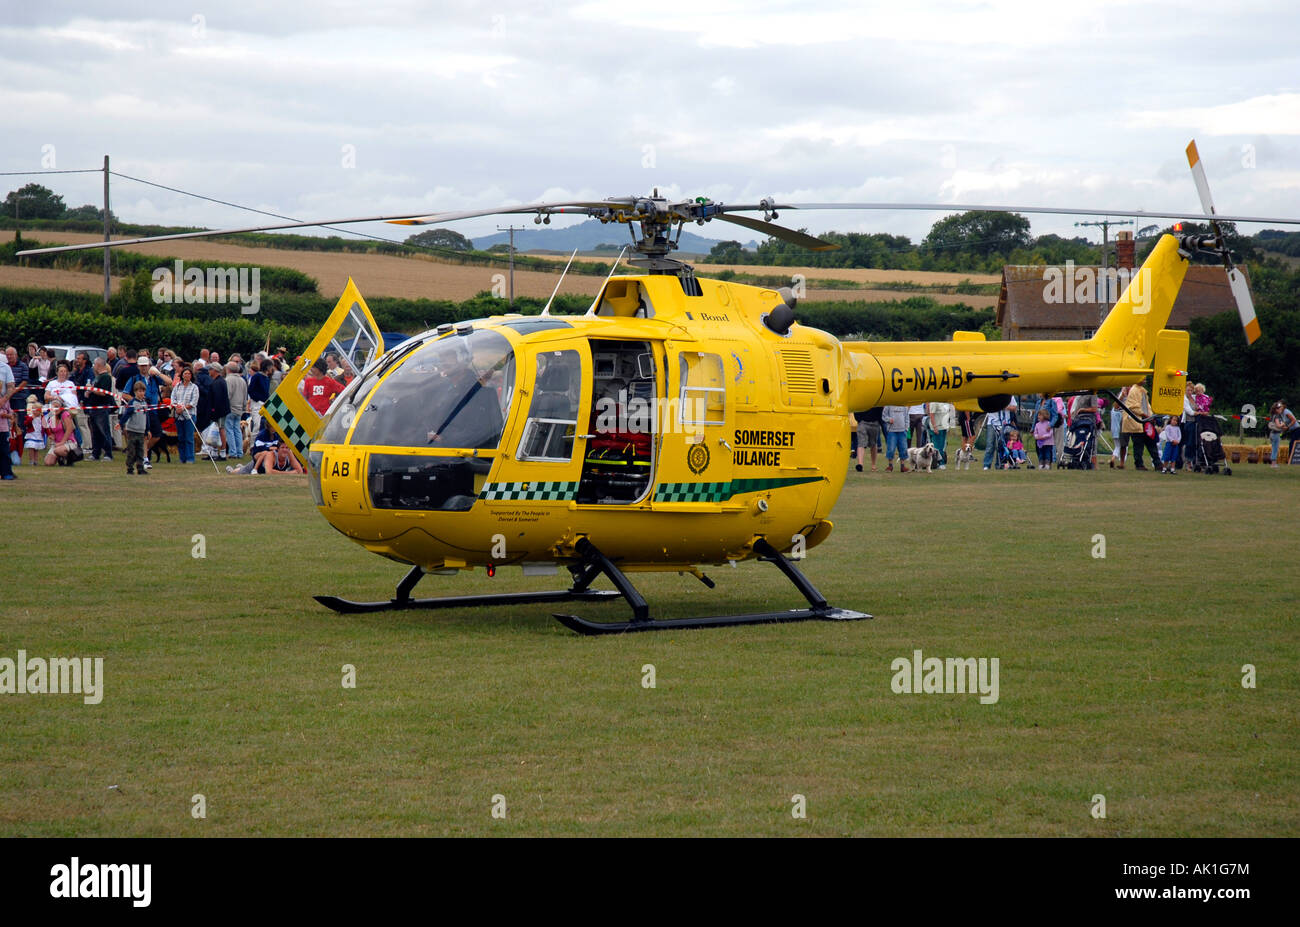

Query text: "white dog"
[907, 442, 939, 472]
[955, 443, 975, 470]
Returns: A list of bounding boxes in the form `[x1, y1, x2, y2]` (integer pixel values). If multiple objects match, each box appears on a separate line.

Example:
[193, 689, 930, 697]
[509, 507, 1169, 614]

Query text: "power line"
[106, 171, 525, 267]
[0, 169, 104, 176]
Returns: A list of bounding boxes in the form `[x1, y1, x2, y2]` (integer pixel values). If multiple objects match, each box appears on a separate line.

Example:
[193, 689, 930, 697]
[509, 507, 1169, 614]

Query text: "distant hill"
[472, 219, 754, 255]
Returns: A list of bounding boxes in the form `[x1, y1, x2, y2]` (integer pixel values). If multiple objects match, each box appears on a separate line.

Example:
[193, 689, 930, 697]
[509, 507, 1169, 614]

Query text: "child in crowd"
[1033, 409, 1055, 469]
[1005, 430, 1027, 467]
[120, 381, 150, 475]
[23, 397, 44, 465]
[1160, 417, 1182, 474]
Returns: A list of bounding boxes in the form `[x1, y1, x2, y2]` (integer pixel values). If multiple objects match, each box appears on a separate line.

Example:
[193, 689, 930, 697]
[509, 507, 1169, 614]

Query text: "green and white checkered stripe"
[479, 481, 579, 501]
[654, 476, 822, 503]
[654, 481, 732, 503]
[263, 393, 312, 457]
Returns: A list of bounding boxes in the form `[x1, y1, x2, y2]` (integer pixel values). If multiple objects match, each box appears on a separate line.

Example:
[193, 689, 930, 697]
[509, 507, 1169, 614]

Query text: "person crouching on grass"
[120, 382, 150, 475]
[43, 398, 78, 466]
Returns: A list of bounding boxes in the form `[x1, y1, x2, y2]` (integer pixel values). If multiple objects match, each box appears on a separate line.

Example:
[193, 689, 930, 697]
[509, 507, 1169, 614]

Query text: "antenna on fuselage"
[541, 248, 580, 316]
[586, 246, 629, 316]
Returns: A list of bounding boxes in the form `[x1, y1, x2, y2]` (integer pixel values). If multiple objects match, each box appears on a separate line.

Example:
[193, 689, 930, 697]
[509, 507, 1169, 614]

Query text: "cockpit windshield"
[348, 329, 515, 450]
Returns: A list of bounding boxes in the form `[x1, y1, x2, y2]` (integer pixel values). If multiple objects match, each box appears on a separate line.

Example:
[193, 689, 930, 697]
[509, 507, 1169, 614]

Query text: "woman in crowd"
[32, 346, 52, 386]
[1268, 400, 1298, 467]
[42, 397, 78, 466]
[1193, 382, 1213, 415]
[171, 365, 199, 464]
[1118, 382, 1156, 470]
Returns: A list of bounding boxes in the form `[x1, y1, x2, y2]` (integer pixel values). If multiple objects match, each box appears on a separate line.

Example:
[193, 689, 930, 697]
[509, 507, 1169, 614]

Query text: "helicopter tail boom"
[842, 234, 1190, 414]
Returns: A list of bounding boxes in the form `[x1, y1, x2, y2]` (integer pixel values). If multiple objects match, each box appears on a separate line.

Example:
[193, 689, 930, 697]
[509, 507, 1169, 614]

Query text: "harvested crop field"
[5, 232, 997, 307]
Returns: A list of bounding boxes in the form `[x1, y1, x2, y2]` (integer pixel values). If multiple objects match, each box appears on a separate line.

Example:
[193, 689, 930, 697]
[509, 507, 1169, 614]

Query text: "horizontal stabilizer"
[1066, 367, 1154, 376]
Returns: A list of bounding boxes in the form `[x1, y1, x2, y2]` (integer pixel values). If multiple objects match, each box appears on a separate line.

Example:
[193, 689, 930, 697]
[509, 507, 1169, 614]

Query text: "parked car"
[45, 345, 109, 367]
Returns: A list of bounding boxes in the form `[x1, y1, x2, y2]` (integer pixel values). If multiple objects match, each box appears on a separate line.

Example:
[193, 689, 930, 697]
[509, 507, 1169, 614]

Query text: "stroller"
[1190, 414, 1231, 475]
[1058, 418, 1097, 469]
[981, 413, 1019, 469]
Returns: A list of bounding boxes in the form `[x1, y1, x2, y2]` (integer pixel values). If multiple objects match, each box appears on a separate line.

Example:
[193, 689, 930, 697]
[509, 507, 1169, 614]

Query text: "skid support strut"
[551, 537, 871, 635]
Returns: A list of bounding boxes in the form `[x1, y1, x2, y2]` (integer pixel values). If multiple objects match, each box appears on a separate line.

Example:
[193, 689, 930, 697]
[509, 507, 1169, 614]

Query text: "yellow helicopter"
[20, 142, 1285, 633]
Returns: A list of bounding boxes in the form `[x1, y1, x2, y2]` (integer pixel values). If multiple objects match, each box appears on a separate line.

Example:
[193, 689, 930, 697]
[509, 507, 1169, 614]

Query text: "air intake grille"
[778, 349, 816, 392]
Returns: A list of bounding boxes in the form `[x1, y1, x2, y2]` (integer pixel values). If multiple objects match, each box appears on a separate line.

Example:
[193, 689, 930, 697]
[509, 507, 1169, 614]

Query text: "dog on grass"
[907, 442, 939, 472]
[955, 443, 975, 470]
[149, 431, 178, 463]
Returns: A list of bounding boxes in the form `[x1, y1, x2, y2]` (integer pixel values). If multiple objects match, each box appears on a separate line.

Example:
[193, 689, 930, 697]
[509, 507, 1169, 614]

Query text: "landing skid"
[552, 537, 872, 635]
[314, 562, 620, 615]
[314, 538, 872, 635]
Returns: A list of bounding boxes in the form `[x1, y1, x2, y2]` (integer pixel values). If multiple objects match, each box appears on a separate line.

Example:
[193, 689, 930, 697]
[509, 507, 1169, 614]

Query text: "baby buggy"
[979, 413, 1018, 469]
[1190, 414, 1231, 475]
[1058, 418, 1097, 469]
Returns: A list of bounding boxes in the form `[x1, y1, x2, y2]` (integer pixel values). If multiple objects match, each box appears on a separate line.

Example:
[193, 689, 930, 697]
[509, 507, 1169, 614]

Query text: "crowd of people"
[850, 381, 1300, 474]
[0, 342, 336, 480]
[3, 340, 1296, 482]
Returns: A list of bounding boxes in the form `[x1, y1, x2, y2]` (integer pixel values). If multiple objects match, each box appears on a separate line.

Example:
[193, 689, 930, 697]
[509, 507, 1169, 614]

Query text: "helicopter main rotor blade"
[389, 200, 618, 226]
[714, 213, 839, 251]
[783, 202, 1300, 226]
[13, 200, 619, 257]
[13, 210, 465, 257]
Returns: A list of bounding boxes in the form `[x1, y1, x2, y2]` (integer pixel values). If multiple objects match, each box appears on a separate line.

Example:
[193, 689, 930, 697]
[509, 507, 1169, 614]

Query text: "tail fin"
[1090, 234, 1188, 369]
[1150, 329, 1189, 416]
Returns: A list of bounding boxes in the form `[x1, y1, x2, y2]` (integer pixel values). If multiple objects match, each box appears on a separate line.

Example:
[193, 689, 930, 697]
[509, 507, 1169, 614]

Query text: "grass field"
[2, 457, 1297, 837]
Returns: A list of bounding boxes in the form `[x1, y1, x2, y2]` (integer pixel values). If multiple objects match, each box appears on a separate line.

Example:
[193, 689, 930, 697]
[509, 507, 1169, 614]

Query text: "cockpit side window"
[518, 350, 581, 461]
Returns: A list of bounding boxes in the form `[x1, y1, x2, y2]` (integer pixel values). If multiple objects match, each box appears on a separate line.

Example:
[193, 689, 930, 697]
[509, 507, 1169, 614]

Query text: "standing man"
[882, 404, 910, 473]
[926, 401, 955, 469]
[121, 354, 172, 468]
[4, 347, 29, 425]
[88, 357, 115, 461]
[70, 351, 94, 443]
[205, 363, 231, 459]
[907, 403, 927, 449]
[113, 349, 137, 390]
[224, 361, 248, 459]
[854, 406, 883, 472]
[982, 401, 1013, 470]
[247, 359, 272, 435]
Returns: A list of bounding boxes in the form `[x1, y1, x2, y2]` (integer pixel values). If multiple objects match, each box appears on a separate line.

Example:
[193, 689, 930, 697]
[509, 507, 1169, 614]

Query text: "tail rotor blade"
[1186, 140, 1217, 218]
[1228, 267, 1260, 344]
[1186, 140, 1260, 344]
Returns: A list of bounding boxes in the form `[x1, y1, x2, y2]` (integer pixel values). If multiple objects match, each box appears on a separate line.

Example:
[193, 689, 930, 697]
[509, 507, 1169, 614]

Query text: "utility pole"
[496, 224, 526, 310]
[1076, 217, 1135, 327]
[103, 155, 111, 305]
[1074, 218, 1134, 272]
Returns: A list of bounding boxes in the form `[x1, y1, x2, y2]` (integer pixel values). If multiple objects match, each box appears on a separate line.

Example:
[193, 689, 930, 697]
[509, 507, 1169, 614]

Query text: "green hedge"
[0, 305, 316, 358]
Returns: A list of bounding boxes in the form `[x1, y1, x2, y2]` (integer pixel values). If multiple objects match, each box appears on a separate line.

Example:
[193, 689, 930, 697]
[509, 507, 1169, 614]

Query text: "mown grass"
[2, 458, 1296, 836]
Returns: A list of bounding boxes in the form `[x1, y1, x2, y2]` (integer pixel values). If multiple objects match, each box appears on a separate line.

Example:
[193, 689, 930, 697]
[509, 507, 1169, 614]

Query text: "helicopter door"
[653, 349, 733, 506]
[499, 344, 590, 502]
[262, 277, 382, 463]
[577, 339, 659, 504]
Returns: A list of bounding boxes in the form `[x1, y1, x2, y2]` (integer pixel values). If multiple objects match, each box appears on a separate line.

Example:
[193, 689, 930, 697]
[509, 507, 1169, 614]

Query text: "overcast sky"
[3, 0, 1298, 248]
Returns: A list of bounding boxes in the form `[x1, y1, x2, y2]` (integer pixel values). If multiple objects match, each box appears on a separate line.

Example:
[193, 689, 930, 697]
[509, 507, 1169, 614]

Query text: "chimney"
[1116, 230, 1135, 270]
